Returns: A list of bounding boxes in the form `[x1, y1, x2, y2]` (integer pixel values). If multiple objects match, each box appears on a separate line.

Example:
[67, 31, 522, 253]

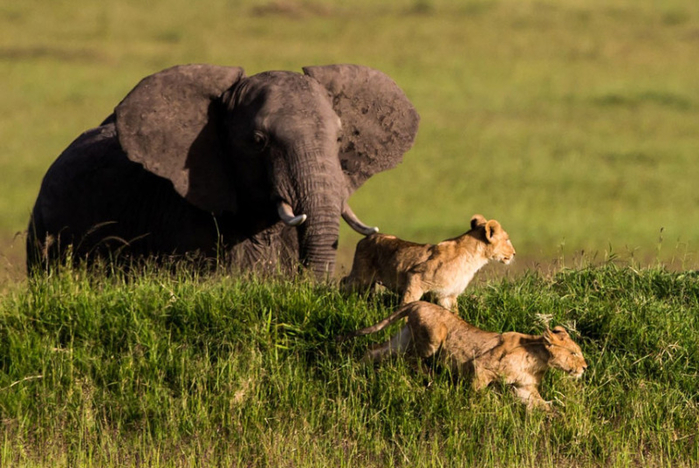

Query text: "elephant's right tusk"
[277, 201, 307, 227]
[342, 202, 379, 236]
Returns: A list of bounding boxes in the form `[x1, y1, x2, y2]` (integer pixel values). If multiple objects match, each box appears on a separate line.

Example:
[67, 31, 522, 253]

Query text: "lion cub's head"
[471, 214, 516, 265]
[543, 326, 587, 378]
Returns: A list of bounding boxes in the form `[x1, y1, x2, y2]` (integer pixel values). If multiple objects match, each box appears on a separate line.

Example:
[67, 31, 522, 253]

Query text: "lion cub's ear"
[484, 219, 502, 243]
[543, 326, 569, 345]
[470, 214, 487, 230]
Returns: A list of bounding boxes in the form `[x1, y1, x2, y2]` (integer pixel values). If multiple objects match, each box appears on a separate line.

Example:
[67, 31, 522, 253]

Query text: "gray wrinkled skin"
[26, 64, 419, 279]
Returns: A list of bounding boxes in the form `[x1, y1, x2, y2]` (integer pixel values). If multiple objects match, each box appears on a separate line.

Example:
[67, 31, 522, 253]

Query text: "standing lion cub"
[340, 301, 587, 410]
[341, 214, 515, 312]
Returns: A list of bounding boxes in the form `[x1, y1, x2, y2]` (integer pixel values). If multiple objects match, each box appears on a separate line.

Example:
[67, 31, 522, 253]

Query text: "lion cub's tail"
[336, 303, 413, 342]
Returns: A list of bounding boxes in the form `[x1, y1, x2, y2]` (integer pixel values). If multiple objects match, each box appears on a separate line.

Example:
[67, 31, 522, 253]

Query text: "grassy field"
[0, 263, 697, 467]
[1, 1, 699, 466]
[2, 0, 699, 282]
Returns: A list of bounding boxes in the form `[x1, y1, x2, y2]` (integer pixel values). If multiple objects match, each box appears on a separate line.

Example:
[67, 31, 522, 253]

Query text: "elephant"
[26, 64, 420, 279]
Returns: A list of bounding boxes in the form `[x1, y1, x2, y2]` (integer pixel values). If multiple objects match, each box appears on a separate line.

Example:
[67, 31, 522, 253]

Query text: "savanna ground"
[0, 0, 698, 466]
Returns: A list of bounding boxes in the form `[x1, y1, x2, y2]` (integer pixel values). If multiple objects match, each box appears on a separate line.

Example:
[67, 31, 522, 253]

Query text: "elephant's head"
[114, 64, 419, 278]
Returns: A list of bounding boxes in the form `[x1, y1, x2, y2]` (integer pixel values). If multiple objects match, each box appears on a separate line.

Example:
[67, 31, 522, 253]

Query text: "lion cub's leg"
[513, 385, 551, 411]
[341, 251, 377, 294]
[399, 274, 425, 305]
[363, 325, 412, 363]
[410, 321, 448, 360]
[436, 295, 459, 313]
[341, 268, 372, 294]
[471, 363, 497, 391]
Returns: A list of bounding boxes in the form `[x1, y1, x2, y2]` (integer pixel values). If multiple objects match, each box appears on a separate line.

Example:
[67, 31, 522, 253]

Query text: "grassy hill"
[1, 263, 697, 466]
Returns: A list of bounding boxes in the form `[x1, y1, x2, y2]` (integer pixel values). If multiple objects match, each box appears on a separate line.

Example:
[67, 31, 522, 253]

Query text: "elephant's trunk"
[287, 148, 343, 280]
[298, 205, 340, 280]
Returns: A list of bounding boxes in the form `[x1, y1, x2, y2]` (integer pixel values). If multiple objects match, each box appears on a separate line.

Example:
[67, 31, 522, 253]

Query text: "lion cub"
[342, 214, 515, 312]
[341, 301, 587, 410]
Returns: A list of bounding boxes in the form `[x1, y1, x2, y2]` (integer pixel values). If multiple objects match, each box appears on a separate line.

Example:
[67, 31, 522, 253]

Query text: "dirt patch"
[250, 1, 333, 18]
[0, 232, 27, 291]
[0, 46, 109, 63]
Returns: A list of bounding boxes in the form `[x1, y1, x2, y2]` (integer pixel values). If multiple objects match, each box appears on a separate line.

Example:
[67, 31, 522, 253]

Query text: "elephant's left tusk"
[342, 202, 379, 236]
[277, 201, 307, 226]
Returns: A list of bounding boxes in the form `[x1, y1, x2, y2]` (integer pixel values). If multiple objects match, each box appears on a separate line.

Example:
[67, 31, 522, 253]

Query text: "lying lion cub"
[341, 301, 587, 410]
[342, 214, 515, 312]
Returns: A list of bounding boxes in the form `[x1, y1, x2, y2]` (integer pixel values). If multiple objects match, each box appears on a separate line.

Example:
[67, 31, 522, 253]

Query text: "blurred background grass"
[1, 0, 699, 282]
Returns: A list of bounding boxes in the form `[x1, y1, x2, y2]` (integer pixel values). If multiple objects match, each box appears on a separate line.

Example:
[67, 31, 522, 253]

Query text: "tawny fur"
[342, 301, 587, 410]
[341, 214, 516, 312]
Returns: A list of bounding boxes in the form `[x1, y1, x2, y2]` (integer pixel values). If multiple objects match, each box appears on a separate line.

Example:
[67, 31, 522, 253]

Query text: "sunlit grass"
[0, 262, 697, 466]
[1, 1, 698, 465]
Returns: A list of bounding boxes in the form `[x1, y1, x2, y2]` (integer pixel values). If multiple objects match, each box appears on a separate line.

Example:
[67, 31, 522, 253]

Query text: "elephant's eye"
[251, 131, 268, 152]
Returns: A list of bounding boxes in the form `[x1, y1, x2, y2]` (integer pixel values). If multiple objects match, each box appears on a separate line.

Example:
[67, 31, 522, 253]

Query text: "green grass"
[2, 0, 699, 280]
[2, 2, 699, 465]
[0, 262, 697, 466]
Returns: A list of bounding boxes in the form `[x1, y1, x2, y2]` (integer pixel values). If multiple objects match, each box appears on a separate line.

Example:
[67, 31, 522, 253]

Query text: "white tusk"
[342, 202, 378, 236]
[277, 200, 307, 226]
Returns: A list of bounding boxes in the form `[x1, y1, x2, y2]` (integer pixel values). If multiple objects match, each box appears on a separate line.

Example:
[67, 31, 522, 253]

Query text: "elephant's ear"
[303, 64, 419, 192]
[115, 64, 245, 213]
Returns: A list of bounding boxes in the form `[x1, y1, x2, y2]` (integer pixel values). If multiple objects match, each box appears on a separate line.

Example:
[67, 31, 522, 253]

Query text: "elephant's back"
[32, 123, 140, 236]
[28, 124, 126, 268]
[27, 123, 221, 268]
